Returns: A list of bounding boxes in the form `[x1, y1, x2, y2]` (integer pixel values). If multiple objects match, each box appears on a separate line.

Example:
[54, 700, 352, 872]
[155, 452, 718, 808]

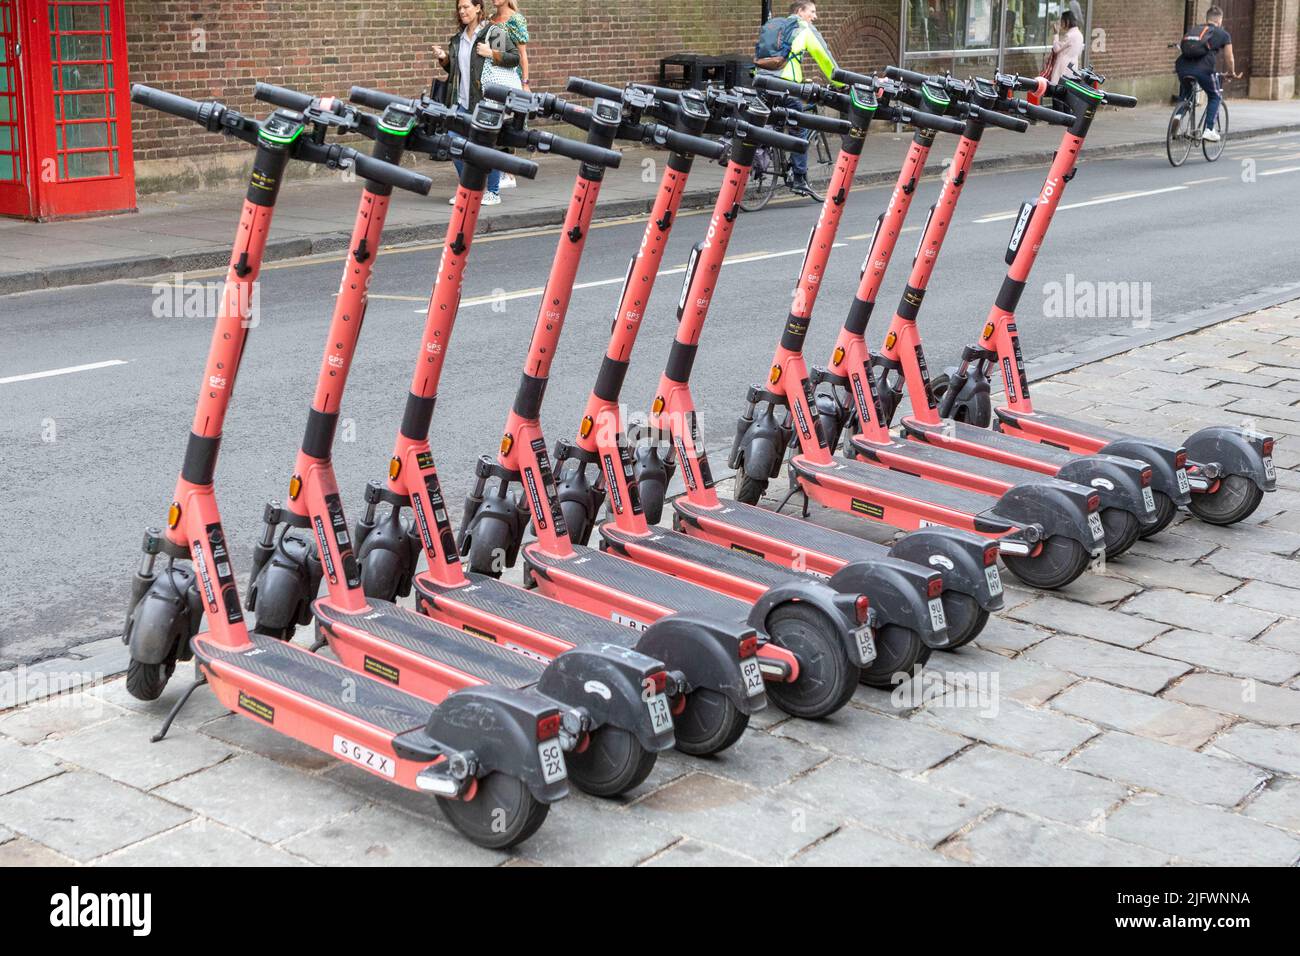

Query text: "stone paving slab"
[1050, 681, 1230, 750]
[1024, 634, 1192, 694]
[1066, 732, 1268, 808]
[1105, 795, 1300, 866]
[942, 811, 1169, 867]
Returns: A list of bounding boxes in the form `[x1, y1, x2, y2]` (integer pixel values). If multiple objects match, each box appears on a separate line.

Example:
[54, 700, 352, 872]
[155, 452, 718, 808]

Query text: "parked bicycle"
[1167, 45, 1228, 166]
[741, 107, 833, 212]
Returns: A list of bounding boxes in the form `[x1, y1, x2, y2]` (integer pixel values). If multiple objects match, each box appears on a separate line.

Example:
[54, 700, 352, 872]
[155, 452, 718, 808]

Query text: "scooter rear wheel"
[125, 658, 174, 702]
[1100, 507, 1141, 558]
[763, 604, 858, 719]
[1187, 474, 1264, 526]
[1140, 491, 1179, 539]
[941, 593, 988, 649]
[734, 473, 768, 506]
[566, 727, 657, 798]
[673, 688, 749, 756]
[859, 625, 930, 688]
[466, 517, 513, 577]
[1002, 536, 1090, 589]
[438, 772, 550, 849]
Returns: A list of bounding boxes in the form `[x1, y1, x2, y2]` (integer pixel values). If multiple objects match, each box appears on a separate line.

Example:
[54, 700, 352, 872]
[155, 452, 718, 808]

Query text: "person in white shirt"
[1049, 7, 1085, 84]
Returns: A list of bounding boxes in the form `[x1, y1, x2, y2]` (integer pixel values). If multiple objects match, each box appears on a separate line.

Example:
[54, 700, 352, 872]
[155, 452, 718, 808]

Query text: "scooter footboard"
[748, 579, 881, 663]
[827, 559, 949, 649]
[887, 528, 1004, 612]
[1097, 438, 1191, 506]
[420, 686, 571, 804]
[994, 483, 1104, 550]
[535, 644, 676, 753]
[637, 615, 767, 715]
[1185, 425, 1277, 492]
[1054, 455, 1156, 524]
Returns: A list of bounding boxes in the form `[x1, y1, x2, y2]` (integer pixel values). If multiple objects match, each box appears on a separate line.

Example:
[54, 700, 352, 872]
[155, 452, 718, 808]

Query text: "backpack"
[1179, 25, 1213, 59]
[754, 16, 799, 69]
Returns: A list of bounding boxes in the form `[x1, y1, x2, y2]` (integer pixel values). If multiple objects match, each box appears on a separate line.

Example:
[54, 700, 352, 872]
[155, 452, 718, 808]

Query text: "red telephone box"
[0, 0, 135, 220]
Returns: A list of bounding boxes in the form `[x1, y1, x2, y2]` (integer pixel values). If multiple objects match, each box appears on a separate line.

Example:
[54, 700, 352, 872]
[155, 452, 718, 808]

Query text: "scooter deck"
[526, 544, 755, 624]
[793, 454, 1018, 534]
[903, 415, 1108, 470]
[673, 496, 890, 565]
[995, 406, 1179, 452]
[850, 433, 1094, 492]
[416, 572, 651, 651]
[316, 601, 546, 690]
[599, 522, 826, 588]
[194, 633, 432, 734]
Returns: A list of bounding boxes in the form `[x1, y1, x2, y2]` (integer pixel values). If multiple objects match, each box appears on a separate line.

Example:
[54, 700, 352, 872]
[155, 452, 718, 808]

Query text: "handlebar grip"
[130, 84, 207, 124]
[350, 86, 410, 111]
[754, 73, 809, 97]
[909, 111, 966, 136]
[630, 82, 682, 103]
[1102, 91, 1138, 108]
[541, 131, 622, 168]
[1006, 74, 1042, 93]
[459, 138, 540, 179]
[347, 150, 433, 195]
[975, 106, 1029, 133]
[783, 109, 849, 136]
[830, 67, 874, 87]
[747, 124, 808, 151]
[482, 82, 523, 104]
[884, 65, 932, 86]
[1022, 101, 1075, 126]
[567, 76, 625, 102]
[253, 82, 315, 112]
[660, 127, 727, 160]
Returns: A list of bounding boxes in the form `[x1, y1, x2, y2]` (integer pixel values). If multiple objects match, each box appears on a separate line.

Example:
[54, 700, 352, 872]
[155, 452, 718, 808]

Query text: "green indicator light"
[378, 120, 413, 136]
[921, 85, 950, 107]
[1063, 78, 1104, 101]
[258, 125, 303, 145]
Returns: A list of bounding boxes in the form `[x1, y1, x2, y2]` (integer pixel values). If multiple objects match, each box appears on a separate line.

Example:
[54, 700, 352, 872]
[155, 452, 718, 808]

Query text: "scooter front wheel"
[1187, 474, 1263, 526]
[859, 625, 930, 688]
[673, 688, 749, 756]
[1100, 507, 1141, 558]
[438, 773, 550, 850]
[1140, 491, 1179, 539]
[763, 604, 858, 719]
[734, 473, 768, 505]
[566, 727, 656, 798]
[125, 658, 174, 702]
[1002, 536, 1090, 589]
[940, 592, 988, 649]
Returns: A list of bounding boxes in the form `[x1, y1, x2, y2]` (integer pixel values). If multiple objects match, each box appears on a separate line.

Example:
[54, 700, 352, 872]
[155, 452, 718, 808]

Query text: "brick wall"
[1089, 0, 1186, 101]
[1250, 0, 1299, 98]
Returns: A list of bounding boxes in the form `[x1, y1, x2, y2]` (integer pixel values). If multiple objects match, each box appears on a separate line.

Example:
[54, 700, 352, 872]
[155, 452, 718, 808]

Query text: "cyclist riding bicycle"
[1175, 4, 1241, 143]
[754, 0, 838, 194]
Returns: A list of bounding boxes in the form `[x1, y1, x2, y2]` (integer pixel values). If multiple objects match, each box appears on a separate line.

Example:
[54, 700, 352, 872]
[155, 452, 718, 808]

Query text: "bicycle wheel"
[1166, 104, 1194, 167]
[1202, 101, 1228, 162]
[741, 147, 779, 213]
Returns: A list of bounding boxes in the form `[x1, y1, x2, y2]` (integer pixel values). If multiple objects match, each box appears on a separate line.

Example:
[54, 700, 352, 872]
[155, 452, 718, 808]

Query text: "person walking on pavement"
[1048, 5, 1085, 84]
[1175, 4, 1240, 143]
[754, 0, 838, 195]
[490, 0, 531, 190]
[432, 0, 520, 204]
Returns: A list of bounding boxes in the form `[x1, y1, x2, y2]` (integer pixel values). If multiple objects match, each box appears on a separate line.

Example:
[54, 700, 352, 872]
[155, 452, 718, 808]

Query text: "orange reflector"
[831, 346, 845, 366]
[579, 415, 595, 438]
[651, 396, 665, 415]
[166, 502, 181, 529]
[287, 475, 303, 501]
[769, 365, 782, 385]
[388, 456, 402, 481]
[500, 434, 514, 456]
[884, 331, 897, 350]
[981, 322, 995, 340]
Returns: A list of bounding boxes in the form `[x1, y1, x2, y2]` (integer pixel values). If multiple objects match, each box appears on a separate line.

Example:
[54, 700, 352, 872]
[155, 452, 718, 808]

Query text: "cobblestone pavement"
[2, 302, 1299, 867]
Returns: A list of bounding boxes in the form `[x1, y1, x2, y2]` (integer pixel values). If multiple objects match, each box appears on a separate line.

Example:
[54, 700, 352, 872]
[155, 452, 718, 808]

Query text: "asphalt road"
[3, 132, 1299, 664]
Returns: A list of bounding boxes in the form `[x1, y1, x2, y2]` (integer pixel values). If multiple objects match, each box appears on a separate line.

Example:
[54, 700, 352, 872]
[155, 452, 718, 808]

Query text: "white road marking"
[1182, 176, 1228, 185]
[973, 185, 1189, 223]
[1260, 165, 1300, 176]
[0, 359, 128, 385]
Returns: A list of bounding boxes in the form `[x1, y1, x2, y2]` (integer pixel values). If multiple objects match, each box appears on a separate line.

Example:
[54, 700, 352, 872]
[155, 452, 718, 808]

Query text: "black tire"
[1202, 101, 1227, 162]
[1002, 536, 1090, 589]
[438, 773, 549, 850]
[1139, 490, 1179, 539]
[1100, 507, 1141, 558]
[252, 621, 296, 641]
[763, 604, 858, 719]
[734, 472, 768, 505]
[859, 624, 930, 688]
[741, 149, 778, 213]
[566, 727, 657, 798]
[1188, 474, 1264, 526]
[1167, 104, 1193, 167]
[125, 658, 174, 702]
[559, 497, 595, 547]
[673, 688, 749, 756]
[358, 546, 404, 603]
[465, 517, 512, 577]
[940, 592, 989, 650]
[639, 478, 667, 526]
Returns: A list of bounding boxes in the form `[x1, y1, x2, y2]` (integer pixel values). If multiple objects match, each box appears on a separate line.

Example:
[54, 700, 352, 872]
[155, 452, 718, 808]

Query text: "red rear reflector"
[1263, 439, 1274, 456]
[536, 714, 561, 741]
[738, 635, 759, 659]
[1175, 451, 1187, 468]
[1087, 494, 1101, 511]
[1140, 468, 1152, 487]
[854, 594, 870, 624]
[649, 671, 668, 694]
[927, 577, 943, 599]
[983, 545, 999, 567]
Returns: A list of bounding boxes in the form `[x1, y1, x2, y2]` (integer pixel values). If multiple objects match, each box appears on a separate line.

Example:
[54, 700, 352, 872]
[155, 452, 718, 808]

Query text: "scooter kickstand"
[151, 674, 207, 743]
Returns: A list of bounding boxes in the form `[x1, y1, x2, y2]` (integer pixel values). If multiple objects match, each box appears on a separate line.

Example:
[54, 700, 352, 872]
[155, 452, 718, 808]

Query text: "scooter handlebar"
[1019, 100, 1075, 126]
[350, 85, 408, 111]
[296, 141, 433, 194]
[566, 76, 626, 102]
[754, 73, 815, 99]
[1102, 90, 1138, 108]
[777, 108, 849, 136]
[130, 84, 210, 125]
[456, 137, 540, 179]
[884, 65, 933, 87]
[972, 105, 1029, 133]
[904, 109, 967, 136]
[531, 129, 622, 167]
[253, 81, 315, 113]
[745, 122, 808, 151]
[830, 67, 876, 87]
[657, 126, 727, 160]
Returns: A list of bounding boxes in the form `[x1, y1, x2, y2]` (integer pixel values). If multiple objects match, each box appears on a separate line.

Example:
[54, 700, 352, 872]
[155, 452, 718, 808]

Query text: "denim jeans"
[783, 95, 811, 177]
[453, 106, 502, 194]
[1179, 69, 1223, 129]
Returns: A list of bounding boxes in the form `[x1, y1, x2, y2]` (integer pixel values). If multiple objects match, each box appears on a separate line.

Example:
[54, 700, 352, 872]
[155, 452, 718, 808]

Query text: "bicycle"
[1166, 62, 1228, 166]
[741, 107, 833, 212]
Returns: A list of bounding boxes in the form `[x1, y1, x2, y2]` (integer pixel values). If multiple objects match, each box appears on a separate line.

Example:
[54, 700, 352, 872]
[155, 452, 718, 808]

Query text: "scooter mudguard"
[887, 528, 1005, 612]
[125, 566, 203, 665]
[938, 363, 992, 427]
[247, 531, 323, 630]
[636, 615, 767, 715]
[813, 391, 850, 460]
[730, 404, 789, 481]
[354, 508, 420, 599]
[535, 643, 676, 753]
[1185, 425, 1278, 492]
[460, 492, 526, 569]
[992, 482, 1104, 550]
[410, 685, 572, 804]
[1096, 438, 1192, 507]
[827, 558, 950, 649]
[1054, 454, 1157, 527]
[747, 578, 880, 664]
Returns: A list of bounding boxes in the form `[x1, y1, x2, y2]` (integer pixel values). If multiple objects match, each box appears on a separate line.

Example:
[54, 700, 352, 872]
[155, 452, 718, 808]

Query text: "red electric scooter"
[353, 82, 770, 757]
[804, 67, 1159, 561]
[930, 66, 1276, 531]
[121, 86, 569, 850]
[729, 70, 1107, 590]
[242, 84, 677, 803]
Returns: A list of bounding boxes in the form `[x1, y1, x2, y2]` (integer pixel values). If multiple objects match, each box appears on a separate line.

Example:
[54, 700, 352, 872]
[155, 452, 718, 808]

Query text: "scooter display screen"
[379, 104, 417, 135]
[472, 100, 504, 132]
[592, 98, 623, 125]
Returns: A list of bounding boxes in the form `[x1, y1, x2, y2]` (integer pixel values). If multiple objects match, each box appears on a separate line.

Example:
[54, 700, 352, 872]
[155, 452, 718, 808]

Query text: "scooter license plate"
[1264, 457, 1276, 482]
[1142, 486, 1156, 513]
[928, 597, 947, 632]
[646, 693, 673, 736]
[537, 739, 567, 784]
[741, 657, 765, 697]
[985, 563, 1003, 596]
[333, 735, 395, 778]
[1176, 468, 1191, 495]
[852, 625, 876, 666]
[1088, 512, 1105, 541]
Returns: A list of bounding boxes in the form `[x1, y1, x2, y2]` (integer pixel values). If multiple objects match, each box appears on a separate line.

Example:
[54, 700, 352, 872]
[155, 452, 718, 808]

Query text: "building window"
[901, 1, 1091, 78]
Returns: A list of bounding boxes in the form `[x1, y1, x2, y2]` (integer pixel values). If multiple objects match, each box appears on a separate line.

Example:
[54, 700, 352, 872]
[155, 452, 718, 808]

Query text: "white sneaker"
[499, 174, 517, 190]
[448, 195, 457, 205]
[1201, 128, 1221, 142]
[481, 191, 502, 206]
